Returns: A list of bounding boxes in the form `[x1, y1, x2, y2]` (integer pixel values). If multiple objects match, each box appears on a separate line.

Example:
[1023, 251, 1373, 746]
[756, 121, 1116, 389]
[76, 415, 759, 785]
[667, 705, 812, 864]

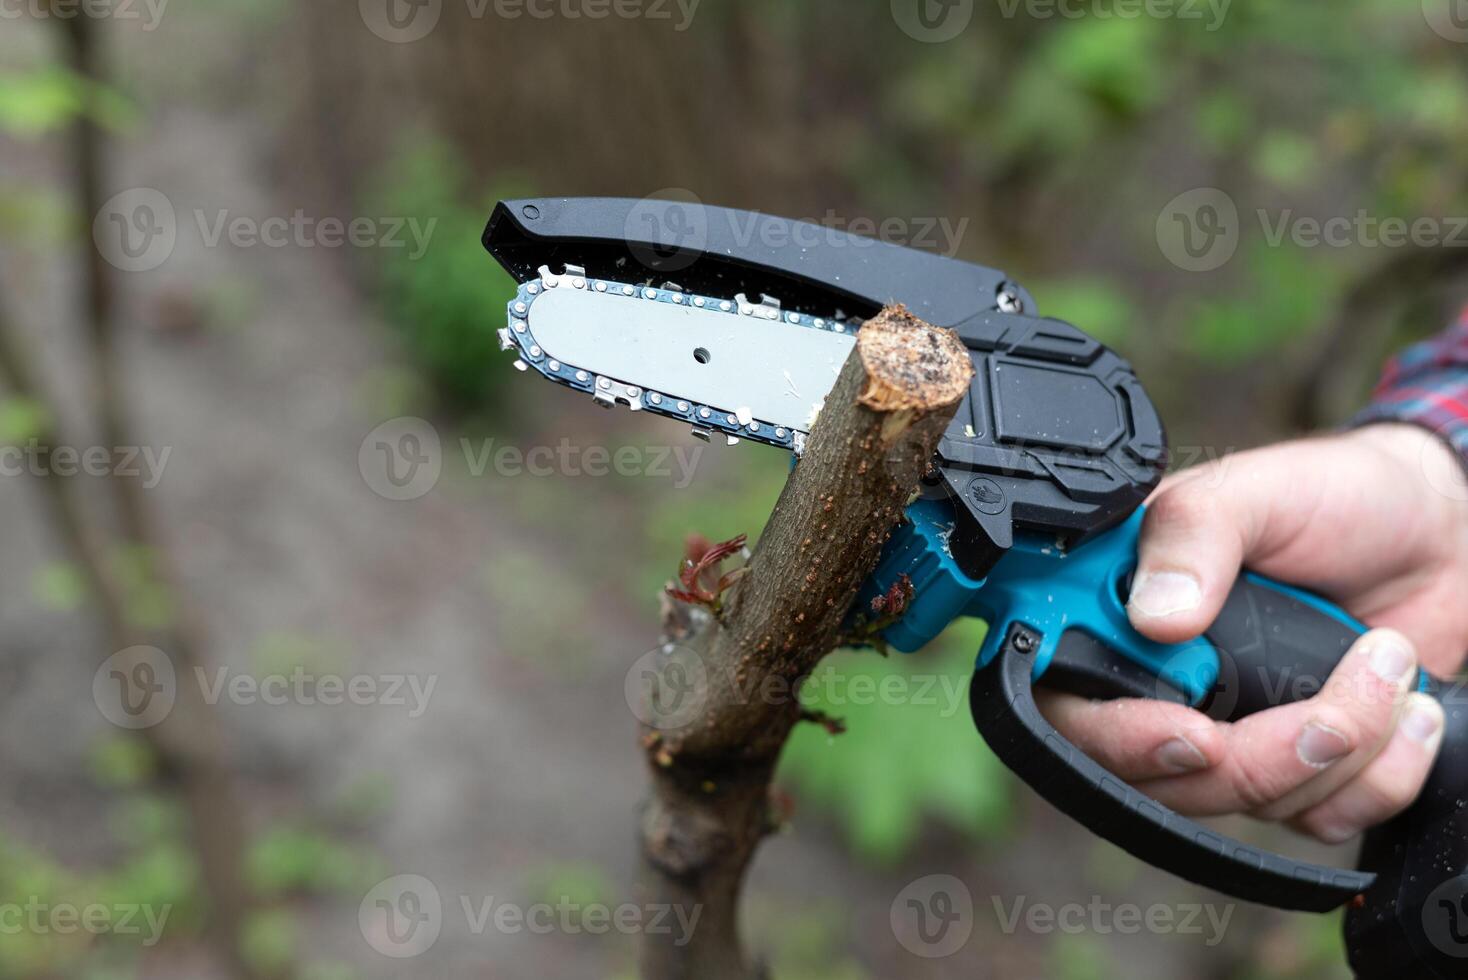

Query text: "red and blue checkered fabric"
[1354, 310, 1468, 464]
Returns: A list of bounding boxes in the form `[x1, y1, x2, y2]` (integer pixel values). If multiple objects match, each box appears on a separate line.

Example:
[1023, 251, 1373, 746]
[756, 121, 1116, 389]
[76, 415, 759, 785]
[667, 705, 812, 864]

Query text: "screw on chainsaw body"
[996, 283, 1024, 314]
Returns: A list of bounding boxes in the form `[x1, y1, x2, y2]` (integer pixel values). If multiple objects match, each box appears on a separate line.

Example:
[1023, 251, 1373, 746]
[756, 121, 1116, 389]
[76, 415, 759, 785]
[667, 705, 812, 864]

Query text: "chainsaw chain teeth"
[500, 268, 858, 454]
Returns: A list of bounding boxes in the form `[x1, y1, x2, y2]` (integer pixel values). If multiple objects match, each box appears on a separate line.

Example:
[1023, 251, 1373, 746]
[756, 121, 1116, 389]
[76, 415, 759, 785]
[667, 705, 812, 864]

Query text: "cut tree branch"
[636, 306, 973, 980]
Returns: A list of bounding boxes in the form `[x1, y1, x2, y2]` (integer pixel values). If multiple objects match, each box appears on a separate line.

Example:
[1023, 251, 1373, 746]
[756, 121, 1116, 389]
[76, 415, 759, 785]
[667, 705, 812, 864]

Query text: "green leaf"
[362, 134, 532, 410]
[247, 826, 376, 897]
[32, 562, 86, 611]
[1181, 244, 1338, 364]
[88, 735, 156, 788]
[0, 68, 84, 137]
[526, 861, 612, 909]
[0, 68, 138, 138]
[1195, 93, 1251, 152]
[0, 398, 48, 444]
[1253, 131, 1319, 189]
[241, 908, 297, 975]
[1029, 278, 1139, 348]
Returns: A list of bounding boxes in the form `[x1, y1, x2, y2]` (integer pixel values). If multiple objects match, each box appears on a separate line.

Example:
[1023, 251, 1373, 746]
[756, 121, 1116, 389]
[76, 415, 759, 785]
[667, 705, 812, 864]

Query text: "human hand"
[1037, 424, 1468, 843]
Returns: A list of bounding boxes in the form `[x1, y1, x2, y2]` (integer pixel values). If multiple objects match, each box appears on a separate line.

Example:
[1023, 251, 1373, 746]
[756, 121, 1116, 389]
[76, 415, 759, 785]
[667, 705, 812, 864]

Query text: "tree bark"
[636, 306, 973, 980]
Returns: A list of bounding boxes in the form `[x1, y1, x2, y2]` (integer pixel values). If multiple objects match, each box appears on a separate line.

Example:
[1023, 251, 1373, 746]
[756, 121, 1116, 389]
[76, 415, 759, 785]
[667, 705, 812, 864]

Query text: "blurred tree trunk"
[34, 12, 278, 980]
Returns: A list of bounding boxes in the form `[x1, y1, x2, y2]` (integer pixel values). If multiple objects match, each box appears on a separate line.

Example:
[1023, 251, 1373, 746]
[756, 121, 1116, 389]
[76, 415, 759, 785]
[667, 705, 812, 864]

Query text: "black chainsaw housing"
[485, 197, 1167, 580]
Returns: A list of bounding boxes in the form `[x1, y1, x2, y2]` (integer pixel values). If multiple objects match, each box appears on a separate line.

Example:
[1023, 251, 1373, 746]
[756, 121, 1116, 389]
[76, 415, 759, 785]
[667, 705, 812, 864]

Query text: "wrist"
[1350, 423, 1468, 525]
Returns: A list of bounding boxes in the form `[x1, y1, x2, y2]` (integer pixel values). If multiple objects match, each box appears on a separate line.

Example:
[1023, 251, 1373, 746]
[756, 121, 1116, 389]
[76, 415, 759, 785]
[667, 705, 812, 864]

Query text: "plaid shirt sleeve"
[1352, 310, 1468, 465]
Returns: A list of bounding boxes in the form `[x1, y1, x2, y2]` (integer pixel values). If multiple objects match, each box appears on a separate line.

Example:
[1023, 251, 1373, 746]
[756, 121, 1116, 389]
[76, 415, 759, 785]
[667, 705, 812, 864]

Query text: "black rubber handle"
[972, 619, 1374, 912]
[990, 565, 1468, 971]
[1346, 682, 1468, 977]
[1199, 574, 1365, 722]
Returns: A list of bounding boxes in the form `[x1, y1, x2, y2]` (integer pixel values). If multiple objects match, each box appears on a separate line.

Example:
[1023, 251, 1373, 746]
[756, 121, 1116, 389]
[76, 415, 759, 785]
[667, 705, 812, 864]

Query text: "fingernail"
[1156, 736, 1209, 774]
[1314, 824, 1358, 846]
[1129, 571, 1203, 619]
[1401, 696, 1445, 746]
[1367, 635, 1415, 685]
[1297, 722, 1351, 768]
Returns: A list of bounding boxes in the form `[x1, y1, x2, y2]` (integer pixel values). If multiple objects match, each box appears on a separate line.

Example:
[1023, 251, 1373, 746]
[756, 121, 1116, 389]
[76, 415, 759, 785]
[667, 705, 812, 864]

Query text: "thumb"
[1127, 459, 1281, 644]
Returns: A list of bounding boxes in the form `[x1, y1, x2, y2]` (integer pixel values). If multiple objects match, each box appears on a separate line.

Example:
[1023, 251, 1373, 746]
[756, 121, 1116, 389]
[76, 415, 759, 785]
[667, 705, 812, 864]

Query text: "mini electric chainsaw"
[483, 197, 1468, 975]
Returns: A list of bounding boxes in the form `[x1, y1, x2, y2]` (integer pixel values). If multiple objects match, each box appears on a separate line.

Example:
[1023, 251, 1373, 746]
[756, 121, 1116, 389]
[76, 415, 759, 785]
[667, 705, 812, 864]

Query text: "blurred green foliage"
[31, 560, 85, 612]
[3, 3, 1464, 977]
[0, 756, 200, 978]
[0, 67, 136, 138]
[364, 139, 529, 411]
[744, 901, 870, 980]
[780, 623, 1012, 864]
[0, 398, 47, 444]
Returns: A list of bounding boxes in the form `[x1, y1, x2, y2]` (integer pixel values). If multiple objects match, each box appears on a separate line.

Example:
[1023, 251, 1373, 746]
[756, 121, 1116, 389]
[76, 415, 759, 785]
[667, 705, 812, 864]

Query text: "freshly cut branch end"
[857, 304, 974, 415]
